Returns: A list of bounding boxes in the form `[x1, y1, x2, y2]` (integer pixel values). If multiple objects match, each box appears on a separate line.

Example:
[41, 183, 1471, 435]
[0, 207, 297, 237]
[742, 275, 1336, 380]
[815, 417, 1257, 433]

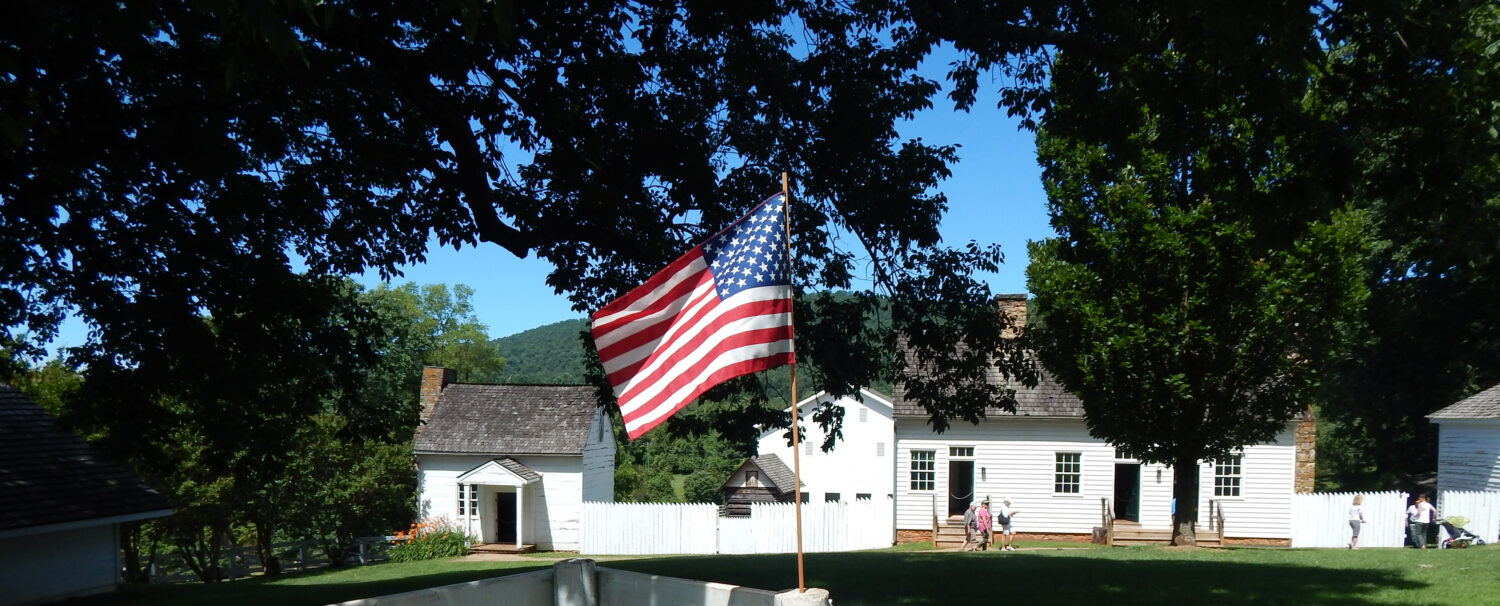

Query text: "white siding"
[1192, 424, 1297, 539]
[0, 524, 119, 606]
[581, 409, 618, 502]
[416, 454, 585, 551]
[756, 390, 895, 502]
[1434, 419, 1500, 491]
[894, 417, 1115, 535]
[894, 417, 1301, 539]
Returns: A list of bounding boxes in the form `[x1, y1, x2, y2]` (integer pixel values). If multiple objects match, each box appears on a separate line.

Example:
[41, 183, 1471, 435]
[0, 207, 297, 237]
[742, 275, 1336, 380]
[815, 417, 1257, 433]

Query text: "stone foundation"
[1223, 537, 1291, 547]
[895, 529, 931, 544]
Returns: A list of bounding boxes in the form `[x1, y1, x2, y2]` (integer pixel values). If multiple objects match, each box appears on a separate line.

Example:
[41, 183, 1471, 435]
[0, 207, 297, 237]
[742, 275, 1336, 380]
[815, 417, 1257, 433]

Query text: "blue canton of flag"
[702, 194, 790, 298]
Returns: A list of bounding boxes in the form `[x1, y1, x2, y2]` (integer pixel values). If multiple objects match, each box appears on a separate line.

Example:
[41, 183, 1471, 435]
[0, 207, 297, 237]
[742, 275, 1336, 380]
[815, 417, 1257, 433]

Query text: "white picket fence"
[580, 500, 893, 555]
[1436, 490, 1500, 545]
[1291, 490, 1500, 548]
[1291, 491, 1409, 548]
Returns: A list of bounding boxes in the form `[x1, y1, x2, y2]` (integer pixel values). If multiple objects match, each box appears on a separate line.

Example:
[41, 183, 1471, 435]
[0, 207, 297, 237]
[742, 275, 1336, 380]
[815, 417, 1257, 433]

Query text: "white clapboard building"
[753, 388, 896, 505]
[414, 367, 615, 552]
[1429, 382, 1500, 491]
[892, 295, 1315, 547]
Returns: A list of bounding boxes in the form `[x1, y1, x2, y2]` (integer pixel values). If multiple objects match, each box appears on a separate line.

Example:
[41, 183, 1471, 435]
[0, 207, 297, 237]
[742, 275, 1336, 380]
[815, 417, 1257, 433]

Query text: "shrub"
[387, 517, 474, 562]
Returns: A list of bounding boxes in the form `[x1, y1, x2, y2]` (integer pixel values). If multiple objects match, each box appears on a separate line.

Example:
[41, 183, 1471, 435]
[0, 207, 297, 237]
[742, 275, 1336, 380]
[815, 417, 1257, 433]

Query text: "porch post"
[465, 483, 473, 541]
[516, 484, 525, 549]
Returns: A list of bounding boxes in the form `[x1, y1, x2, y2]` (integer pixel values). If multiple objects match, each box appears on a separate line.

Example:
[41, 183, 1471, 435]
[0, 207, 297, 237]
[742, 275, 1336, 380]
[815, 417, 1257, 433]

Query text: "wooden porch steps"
[1111, 522, 1221, 547]
[935, 515, 971, 549]
[469, 543, 536, 555]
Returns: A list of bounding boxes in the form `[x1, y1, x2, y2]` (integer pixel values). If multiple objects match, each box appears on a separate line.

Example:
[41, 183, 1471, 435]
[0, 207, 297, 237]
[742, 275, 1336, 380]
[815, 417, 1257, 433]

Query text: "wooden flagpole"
[782, 171, 805, 593]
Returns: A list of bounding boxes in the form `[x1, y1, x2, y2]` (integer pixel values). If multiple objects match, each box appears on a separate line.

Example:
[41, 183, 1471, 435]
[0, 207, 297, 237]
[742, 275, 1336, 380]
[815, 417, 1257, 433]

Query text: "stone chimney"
[996, 294, 1028, 339]
[419, 366, 456, 423]
[1294, 407, 1316, 493]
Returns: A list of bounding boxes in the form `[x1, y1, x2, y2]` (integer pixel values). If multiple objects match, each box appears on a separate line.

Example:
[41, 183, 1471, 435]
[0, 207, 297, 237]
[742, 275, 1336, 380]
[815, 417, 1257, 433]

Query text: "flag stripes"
[591, 193, 793, 439]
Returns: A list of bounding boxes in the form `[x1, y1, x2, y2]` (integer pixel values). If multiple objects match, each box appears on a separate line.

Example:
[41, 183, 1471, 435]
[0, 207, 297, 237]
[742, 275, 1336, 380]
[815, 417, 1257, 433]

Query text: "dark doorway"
[948, 460, 974, 516]
[496, 492, 517, 544]
[1114, 463, 1141, 522]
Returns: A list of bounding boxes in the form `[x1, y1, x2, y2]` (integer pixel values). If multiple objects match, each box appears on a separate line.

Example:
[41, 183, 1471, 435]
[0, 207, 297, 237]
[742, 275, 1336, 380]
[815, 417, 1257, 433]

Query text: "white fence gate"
[580, 500, 893, 556]
[1291, 491, 1409, 548]
[1436, 490, 1500, 545]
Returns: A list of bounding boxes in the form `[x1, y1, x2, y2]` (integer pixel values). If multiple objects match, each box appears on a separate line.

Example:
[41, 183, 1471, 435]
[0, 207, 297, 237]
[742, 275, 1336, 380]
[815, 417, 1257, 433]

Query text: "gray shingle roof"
[0, 384, 171, 534]
[894, 354, 1084, 418]
[750, 454, 801, 492]
[415, 384, 600, 455]
[1429, 383, 1500, 420]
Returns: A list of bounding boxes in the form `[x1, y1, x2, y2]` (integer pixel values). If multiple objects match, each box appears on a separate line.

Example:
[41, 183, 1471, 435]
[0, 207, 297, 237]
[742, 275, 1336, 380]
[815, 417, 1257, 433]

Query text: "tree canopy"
[2, 0, 1021, 438]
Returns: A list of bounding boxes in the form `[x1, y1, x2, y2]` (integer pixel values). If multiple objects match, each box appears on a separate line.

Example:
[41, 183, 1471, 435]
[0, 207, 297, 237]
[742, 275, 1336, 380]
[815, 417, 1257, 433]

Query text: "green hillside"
[491, 318, 590, 383]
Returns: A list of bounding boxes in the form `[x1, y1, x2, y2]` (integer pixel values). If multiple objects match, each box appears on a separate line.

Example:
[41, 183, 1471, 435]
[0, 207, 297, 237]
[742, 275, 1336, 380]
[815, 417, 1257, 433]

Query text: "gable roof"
[1429, 383, 1500, 420]
[0, 384, 171, 536]
[721, 454, 803, 493]
[456, 457, 542, 485]
[415, 384, 601, 455]
[894, 360, 1085, 419]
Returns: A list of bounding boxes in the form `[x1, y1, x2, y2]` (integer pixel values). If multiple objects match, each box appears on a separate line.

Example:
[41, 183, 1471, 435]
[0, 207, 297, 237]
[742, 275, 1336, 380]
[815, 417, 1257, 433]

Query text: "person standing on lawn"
[1347, 495, 1365, 549]
[1408, 494, 1435, 548]
[961, 501, 978, 551]
[997, 498, 1018, 551]
[976, 500, 993, 551]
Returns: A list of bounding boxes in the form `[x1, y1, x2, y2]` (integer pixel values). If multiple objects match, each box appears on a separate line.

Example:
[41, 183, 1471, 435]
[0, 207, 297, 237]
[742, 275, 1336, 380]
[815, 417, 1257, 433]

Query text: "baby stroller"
[1438, 519, 1485, 549]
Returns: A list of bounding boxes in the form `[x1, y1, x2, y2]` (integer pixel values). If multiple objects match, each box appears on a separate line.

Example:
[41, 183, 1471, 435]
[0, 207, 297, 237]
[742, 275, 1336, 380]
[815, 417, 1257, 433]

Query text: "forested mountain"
[490, 319, 590, 383]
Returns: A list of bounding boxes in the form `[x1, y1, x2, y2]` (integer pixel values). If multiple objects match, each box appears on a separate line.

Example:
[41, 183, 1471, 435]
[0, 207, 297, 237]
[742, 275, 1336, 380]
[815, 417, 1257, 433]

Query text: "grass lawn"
[68, 544, 1500, 606]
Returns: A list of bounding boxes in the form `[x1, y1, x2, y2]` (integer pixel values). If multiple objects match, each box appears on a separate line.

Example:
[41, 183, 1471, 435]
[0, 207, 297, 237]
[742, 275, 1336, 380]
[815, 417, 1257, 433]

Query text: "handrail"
[1100, 497, 1115, 546]
[1209, 499, 1217, 532]
[931, 494, 938, 545]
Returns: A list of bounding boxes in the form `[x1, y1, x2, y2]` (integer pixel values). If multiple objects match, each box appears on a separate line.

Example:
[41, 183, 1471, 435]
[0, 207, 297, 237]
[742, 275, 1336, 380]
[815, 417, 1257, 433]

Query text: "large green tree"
[1020, 3, 1370, 544]
[2, 0, 1022, 444]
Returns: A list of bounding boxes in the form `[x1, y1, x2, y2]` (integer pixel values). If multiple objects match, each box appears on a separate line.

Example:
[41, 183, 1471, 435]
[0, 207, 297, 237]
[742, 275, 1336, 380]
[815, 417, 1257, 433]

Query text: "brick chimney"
[996, 294, 1028, 339]
[419, 366, 456, 423]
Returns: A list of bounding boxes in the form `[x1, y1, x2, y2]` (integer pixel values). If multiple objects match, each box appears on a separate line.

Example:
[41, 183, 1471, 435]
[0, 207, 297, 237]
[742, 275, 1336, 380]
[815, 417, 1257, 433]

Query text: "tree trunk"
[1171, 455, 1200, 546]
[254, 520, 282, 576]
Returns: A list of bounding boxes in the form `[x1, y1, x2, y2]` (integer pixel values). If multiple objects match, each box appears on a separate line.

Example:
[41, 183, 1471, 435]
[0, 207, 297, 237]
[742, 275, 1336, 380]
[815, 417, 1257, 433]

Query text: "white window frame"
[910, 450, 936, 491]
[1214, 455, 1243, 498]
[1054, 452, 1082, 494]
[458, 484, 478, 516]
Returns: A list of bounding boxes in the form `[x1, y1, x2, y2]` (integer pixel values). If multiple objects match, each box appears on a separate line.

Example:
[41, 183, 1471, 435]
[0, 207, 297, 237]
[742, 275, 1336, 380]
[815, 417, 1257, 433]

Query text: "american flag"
[591, 193, 794, 439]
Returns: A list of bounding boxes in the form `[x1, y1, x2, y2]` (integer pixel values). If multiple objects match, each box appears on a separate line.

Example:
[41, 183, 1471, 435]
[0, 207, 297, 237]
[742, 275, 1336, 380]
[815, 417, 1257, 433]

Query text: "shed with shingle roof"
[1429, 382, 1500, 492]
[720, 454, 803, 516]
[1, 384, 172, 604]
[413, 369, 615, 553]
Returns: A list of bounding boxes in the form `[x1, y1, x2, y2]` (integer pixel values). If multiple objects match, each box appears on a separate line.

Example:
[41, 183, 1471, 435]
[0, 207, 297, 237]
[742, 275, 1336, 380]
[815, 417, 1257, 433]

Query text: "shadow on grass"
[605, 551, 1427, 606]
[67, 562, 551, 606]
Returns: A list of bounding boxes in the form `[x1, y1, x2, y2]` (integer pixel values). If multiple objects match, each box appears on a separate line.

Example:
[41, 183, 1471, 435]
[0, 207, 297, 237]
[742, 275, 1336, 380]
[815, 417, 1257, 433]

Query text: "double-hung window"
[457, 485, 478, 516]
[1055, 453, 1082, 494]
[910, 450, 936, 491]
[1214, 455, 1243, 497]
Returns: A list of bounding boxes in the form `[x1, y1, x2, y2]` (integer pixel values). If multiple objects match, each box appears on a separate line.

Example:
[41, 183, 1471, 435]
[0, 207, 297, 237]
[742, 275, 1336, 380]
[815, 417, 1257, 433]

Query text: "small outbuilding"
[1429, 382, 1500, 492]
[719, 454, 803, 516]
[414, 367, 615, 552]
[0, 384, 172, 606]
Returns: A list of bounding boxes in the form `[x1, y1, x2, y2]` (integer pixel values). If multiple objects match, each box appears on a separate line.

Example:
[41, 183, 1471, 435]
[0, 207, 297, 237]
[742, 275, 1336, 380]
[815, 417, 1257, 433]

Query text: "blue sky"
[361, 53, 1053, 340]
[357, 89, 1053, 340]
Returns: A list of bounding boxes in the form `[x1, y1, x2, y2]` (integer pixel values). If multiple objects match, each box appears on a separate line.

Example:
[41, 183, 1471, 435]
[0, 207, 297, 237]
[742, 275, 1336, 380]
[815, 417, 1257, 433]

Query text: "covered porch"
[456, 458, 541, 553]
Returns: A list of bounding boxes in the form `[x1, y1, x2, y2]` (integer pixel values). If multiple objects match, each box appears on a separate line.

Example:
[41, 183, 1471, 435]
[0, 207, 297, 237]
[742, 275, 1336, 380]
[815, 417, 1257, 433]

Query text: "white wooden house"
[754, 388, 896, 504]
[0, 384, 172, 606]
[1429, 382, 1500, 491]
[414, 367, 615, 552]
[892, 295, 1315, 546]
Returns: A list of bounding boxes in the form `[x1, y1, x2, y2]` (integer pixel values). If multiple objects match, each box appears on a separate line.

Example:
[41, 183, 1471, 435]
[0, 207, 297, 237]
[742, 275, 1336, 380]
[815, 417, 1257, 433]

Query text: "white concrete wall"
[1435, 419, 1500, 491]
[756, 390, 895, 502]
[893, 418, 1300, 539]
[0, 523, 119, 606]
[582, 409, 617, 502]
[416, 454, 585, 550]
